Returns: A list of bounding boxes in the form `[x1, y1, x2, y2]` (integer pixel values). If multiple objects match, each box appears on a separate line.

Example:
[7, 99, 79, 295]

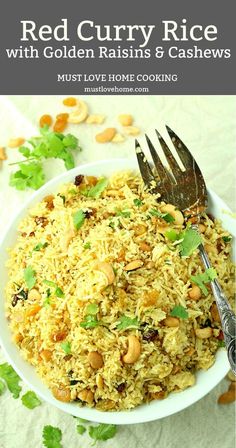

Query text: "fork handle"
[198, 243, 236, 375]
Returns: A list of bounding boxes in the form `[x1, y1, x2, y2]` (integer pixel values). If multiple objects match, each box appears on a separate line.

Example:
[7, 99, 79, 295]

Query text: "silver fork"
[135, 126, 236, 374]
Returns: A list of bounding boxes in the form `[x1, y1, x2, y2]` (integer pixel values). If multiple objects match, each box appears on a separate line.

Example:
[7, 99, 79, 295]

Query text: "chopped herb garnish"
[76, 425, 86, 435]
[61, 341, 71, 354]
[116, 315, 140, 330]
[68, 188, 78, 196]
[73, 209, 86, 230]
[10, 126, 81, 191]
[42, 425, 62, 448]
[170, 305, 189, 319]
[43, 280, 64, 298]
[0, 363, 22, 399]
[133, 198, 143, 207]
[88, 424, 117, 442]
[59, 194, 66, 204]
[43, 280, 57, 288]
[21, 391, 41, 409]
[55, 287, 64, 298]
[83, 242, 91, 249]
[165, 229, 179, 242]
[191, 268, 217, 296]
[33, 242, 48, 251]
[109, 220, 115, 229]
[222, 236, 232, 243]
[87, 178, 108, 198]
[43, 289, 51, 307]
[149, 208, 175, 223]
[164, 259, 172, 265]
[179, 228, 202, 257]
[218, 340, 225, 348]
[86, 303, 99, 315]
[24, 266, 36, 290]
[80, 315, 100, 329]
[116, 209, 131, 218]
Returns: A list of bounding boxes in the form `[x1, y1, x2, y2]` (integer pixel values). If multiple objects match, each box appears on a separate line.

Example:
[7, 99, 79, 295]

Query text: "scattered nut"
[95, 127, 116, 143]
[123, 335, 141, 364]
[8, 137, 25, 148]
[195, 327, 212, 339]
[112, 133, 125, 143]
[60, 228, 75, 252]
[163, 317, 179, 327]
[78, 389, 94, 403]
[188, 285, 202, 301]
[28, 289, 42, 302]
[218, 390, 236, 405]
[139, 242, 152, 252]
[94, 261, 115, 285]
[123, 126, 140, 136]
[68, 100, 88, 123]
[134, 224, 147, 236]
[52, 386, 71, 402]
[96, 374, 104, 390]
[124, 259, 143, 271]
[63, 97, 77, 107]
[88, 351, 104, 369]
[0, 147, 7, 161]
[199, 224, 206, 233]
[86, 114, 105, 124]
[118, 114, 133, 126]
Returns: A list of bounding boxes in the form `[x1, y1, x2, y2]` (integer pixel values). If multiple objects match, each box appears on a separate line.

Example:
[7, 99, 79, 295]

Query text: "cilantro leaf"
[43, 280, 64, 298]
[170, 305, 189, 319]
[86, 303, 99, 315]
[19, 146, 31, 158]
[0, 379, 5, 395]
[191, 268, 217, 296]
[179, 228, 202, 257]
[84, 242, 91, 249]
[55, 287, 64, 298]
[87, 178, 108, 198]
[165, 229, 180, 242]
[80, 315, 100, 329]
[0, 363, 22, 398]
[21, 391, 41, 409]
[218, 340, 225, 348]
[222, 236, 232, 243]
[116, 315, 140, 330]
[42, 425, 62, 448]
[76, 424, 86, 435]
[73, 210, 86, 230]
[24, 266, 36, 290]
[10, 161, 45, 191]
[149, 208, 175, 223]
[33, 242, 48, 251]
[88, 424, 117, 442]
[61, 341, 71, 354]
[116, 209, 131, 218]
[133, 198, 143, 207]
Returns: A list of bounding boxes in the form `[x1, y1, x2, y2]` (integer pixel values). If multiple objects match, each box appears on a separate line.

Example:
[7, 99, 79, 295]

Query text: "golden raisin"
[63, 97, 77, 107]
[56, 113, 69, 121]
[39, 114, 53, 128]
[53, 120, 67, 133]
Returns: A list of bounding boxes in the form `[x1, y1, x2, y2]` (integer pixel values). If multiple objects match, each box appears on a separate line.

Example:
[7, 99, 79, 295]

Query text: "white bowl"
[0, 158, 235, 425]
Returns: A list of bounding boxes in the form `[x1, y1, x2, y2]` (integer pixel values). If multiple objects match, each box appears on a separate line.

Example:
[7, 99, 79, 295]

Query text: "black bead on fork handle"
[135, 126, 236, 374]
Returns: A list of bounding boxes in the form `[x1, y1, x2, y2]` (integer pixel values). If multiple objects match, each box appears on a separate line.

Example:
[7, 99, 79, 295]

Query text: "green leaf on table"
[149, 208, 175, 223]
[179, 228, 202, 257]
[42, 425, 62, 448]
[76, 424, 86, 435]
[0, 363, 22, 398]
[61, 341, 71, 354]
[170, 305, 189, 319]
[88, 423, 117, 442]
[10, 161, 45, 191]
[0, 379, 5, 395]
[87, 178, 108, 198]
[73, 210, 86, 230]
[116, 315, 140, 330]
[191, 268, 217, 296]
[24, 266, 36, 290]
[21, 390, 41, 409]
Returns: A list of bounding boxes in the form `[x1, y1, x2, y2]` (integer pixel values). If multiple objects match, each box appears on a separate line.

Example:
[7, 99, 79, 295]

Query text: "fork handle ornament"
[198, 243, 236, 375]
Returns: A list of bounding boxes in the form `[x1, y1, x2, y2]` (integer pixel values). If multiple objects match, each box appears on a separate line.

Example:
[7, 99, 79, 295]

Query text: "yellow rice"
[5, 171, 235, 410]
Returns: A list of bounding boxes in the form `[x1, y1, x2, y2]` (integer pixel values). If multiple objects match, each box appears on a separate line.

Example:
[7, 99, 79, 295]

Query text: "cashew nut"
[218, 390, 236, 405]
[195, 327, 212, 339]
[124, 259, 143, 271]
[60, 227, 75, 252]
[95, 128, 116, 143]
[28, 289, 42, 302]
[88, 351, 104, 369]
[8, 137, 25, 148]
[188, 285, 202, 301]
[139, 242, 151, 252]
[161, 204, 184, 226]
[52, 386, 71, 402]
[123, 335, 141, 364]
[134, 224, 147, 236]
[86, 114, 105, 124]
[68, 100, 88, 123]
[123, 126, 140, 136]
[163, 317, 179, 327]
[118, 114, 133, 126]
[77, 389, 94, 403]
[112, 133, 125, 143]
[0, 147, 7, 161]
[94, 261, 115, 285]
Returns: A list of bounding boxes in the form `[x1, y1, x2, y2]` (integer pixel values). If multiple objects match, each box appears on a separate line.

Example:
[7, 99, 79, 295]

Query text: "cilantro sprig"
[24, 266, 36, 290]
[179, 228, 202, 257]
[88, 424, 117, 442]
[170, 305, 189, 319]
[10, 126, 81, 191]
[61, 341, 71, 354]
[0, 363, 22, 399]
[73, 209, 86, 230]
[21, 391, 41, 409]
[149, 208, 175, 223]
[191, 268, 217, 296]
[116, 315, 140, 330]
[43, 280, 64, 298]
[42, 425, 62, 448]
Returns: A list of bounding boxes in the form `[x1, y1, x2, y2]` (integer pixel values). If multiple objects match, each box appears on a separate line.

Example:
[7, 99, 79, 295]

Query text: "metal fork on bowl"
[135, 126, 236, 374]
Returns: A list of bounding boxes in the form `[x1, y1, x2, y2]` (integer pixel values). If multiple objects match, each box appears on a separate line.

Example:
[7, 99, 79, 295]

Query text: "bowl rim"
[0, 157, 233, 425]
